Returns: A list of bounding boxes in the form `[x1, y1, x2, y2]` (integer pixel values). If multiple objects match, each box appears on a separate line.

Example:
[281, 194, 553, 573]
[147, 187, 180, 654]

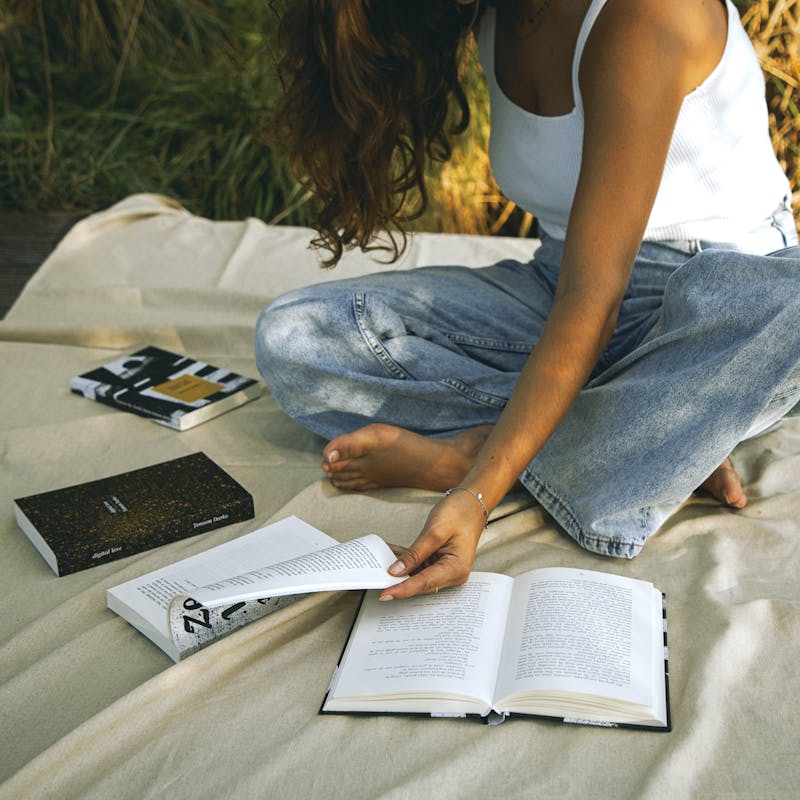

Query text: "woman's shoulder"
[582, 0, 729, 98]
[591, 0, 727, 38]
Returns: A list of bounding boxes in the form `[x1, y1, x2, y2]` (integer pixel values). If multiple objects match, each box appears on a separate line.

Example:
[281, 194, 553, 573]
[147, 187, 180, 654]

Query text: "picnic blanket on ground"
[1, 194, 798, 799]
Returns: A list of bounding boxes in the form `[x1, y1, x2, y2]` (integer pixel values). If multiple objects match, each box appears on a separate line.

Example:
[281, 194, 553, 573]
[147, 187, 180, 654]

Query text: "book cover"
[14, 452, 255, 575]
[70, 346, 262, 430]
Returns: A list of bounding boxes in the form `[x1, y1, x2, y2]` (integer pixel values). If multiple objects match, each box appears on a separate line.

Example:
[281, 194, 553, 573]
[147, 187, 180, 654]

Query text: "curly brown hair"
[272, 0, 481, 265]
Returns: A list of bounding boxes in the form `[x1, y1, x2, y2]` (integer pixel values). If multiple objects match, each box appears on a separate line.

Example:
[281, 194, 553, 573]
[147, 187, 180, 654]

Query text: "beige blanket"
[2, 194, 798, 799]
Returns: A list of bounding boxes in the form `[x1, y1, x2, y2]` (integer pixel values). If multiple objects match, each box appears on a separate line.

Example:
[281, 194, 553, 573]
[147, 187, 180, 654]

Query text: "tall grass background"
[0, 0, 797, 236]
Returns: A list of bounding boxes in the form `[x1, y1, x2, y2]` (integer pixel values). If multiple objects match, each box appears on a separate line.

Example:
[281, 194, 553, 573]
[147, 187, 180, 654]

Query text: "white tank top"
[477, 0, 791, 243]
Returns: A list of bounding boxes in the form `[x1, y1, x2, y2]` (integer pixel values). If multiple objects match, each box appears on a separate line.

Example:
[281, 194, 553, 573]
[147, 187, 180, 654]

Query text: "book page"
[494, 568, 655, 709]
[106, 516, 337, 656]
[188, 534, 406, 607]
[324, 572, 513, 715]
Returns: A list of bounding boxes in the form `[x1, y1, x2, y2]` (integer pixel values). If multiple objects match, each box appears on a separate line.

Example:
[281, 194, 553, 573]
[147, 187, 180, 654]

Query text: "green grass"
[0, 0, 305, 222]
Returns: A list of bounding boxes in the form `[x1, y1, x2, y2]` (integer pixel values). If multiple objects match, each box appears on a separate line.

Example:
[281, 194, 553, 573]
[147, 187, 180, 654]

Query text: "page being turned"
[189, 534, 406, 607]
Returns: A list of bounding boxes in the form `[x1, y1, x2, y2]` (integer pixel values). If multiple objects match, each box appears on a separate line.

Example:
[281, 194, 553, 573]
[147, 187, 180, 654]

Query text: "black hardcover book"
[70, 346, 262, 431]
[13, 452, 254, 575]
[321, 569, 670, 730]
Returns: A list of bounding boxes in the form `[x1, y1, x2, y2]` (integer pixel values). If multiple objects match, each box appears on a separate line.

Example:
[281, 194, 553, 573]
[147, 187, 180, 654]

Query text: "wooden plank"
[0, 213, 85, 318]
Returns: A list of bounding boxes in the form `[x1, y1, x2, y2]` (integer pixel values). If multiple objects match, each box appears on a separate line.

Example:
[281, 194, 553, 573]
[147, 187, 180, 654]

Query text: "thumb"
[387, 534, 440, 577]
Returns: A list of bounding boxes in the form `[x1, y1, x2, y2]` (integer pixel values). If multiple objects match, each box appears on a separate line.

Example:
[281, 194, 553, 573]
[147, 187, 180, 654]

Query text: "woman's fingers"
[379, 494, 485, 600]
[379, 553, 469, 601]
[387, 531, 446, 577]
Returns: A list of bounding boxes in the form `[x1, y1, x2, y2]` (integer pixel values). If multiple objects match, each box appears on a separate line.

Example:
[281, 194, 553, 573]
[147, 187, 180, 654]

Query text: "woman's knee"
[255, 287, 337, 383]
[256, 292, 299, 371]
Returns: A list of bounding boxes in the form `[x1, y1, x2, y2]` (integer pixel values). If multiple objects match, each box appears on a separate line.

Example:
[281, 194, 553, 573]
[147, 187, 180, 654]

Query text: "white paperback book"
[107, 516, 405, 661]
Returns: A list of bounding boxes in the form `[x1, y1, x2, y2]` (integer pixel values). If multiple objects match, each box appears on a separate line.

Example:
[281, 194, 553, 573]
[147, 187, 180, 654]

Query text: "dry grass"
[739, 0, 800, 219]
[419, 0, 800, 237]
[413, 39, 536, 238]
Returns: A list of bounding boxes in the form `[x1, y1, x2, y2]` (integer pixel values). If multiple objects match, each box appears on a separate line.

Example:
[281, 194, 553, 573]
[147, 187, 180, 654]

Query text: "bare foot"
[699, 457, 747, 508]
[321, 423, 493, 492]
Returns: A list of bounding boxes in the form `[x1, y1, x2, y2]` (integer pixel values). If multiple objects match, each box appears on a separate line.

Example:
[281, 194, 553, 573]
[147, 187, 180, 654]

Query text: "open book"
[106, 516, 404, 661]
[322, 569, 670, 730]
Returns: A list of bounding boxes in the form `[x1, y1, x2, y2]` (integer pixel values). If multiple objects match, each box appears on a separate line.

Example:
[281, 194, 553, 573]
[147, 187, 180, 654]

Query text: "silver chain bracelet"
[444, 486, 489, 528]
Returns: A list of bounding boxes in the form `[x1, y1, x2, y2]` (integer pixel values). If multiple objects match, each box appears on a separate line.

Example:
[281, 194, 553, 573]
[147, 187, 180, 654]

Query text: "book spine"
[91, 393, 181, 429]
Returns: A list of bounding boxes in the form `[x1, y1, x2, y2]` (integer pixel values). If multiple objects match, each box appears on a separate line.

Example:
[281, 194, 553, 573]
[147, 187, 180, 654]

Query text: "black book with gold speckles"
[13, 452, 254, 575]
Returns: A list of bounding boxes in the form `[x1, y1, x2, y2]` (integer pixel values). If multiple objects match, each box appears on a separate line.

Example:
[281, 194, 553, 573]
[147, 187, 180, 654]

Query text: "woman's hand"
[378, 489, 487, 601]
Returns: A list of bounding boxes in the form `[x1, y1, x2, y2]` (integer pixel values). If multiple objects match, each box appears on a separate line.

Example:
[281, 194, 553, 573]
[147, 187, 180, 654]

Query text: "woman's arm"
[380, 0, 727, 599]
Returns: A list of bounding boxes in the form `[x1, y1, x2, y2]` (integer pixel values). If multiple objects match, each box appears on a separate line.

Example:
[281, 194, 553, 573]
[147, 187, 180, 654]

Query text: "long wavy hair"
[272, 0, 482, 266]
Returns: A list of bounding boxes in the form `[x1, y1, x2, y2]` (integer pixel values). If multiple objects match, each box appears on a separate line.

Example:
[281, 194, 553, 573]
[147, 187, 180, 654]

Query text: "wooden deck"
[0, 213, 85, 318]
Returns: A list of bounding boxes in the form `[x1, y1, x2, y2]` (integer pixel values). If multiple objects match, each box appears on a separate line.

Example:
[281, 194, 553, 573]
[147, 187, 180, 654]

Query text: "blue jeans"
[255, 204, 800, 557]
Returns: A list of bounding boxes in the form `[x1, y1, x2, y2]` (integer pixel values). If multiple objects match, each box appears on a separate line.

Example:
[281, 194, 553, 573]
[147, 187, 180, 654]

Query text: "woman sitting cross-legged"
[256, 0, 800, 600]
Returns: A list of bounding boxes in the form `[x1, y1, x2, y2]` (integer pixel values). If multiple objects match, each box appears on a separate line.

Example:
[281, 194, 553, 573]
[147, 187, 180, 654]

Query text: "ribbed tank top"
[477, 0, 790, 243]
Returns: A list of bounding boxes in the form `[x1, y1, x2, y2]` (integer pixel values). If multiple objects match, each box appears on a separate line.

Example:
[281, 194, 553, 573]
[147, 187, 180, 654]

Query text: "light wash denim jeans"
[256, 199, 800, 558]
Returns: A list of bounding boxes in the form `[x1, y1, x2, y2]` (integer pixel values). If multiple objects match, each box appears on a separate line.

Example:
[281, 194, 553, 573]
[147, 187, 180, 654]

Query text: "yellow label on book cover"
[154, 374, 222, 403]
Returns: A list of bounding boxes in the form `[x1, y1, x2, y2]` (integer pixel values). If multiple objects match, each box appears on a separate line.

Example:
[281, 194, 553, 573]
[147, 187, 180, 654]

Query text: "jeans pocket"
[441, 378, 511, 409]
